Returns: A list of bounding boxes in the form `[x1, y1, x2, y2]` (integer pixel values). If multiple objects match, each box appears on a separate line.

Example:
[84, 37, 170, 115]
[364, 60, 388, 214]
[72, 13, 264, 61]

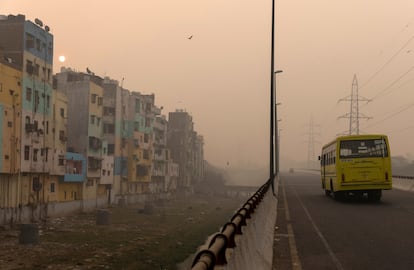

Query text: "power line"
[384, 124, 414, 135]
[369, 65, 414, 101]
[362, 102, 414, 130]
[359, 35, 414, 90]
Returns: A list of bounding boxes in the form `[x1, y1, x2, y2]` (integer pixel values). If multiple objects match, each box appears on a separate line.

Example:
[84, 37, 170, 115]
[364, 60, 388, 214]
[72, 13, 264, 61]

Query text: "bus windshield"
[339, 139, 388, 158]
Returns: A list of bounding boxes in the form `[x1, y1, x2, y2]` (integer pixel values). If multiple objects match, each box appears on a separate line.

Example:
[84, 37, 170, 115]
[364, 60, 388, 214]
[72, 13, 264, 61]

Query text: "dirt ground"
[0, 194, 245, 270]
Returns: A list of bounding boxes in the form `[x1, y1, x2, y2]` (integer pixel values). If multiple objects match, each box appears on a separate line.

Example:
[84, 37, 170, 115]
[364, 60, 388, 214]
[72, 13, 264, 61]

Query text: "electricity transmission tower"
[338, 74, 371, 135]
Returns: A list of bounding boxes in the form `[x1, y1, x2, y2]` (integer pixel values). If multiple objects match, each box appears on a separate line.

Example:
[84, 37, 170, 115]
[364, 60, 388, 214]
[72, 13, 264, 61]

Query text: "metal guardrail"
[191, 178, 272, 270]
[393, 175, 414, 180]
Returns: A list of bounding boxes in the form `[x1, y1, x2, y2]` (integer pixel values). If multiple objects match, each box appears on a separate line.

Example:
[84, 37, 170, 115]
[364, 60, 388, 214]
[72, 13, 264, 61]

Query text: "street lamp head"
[274, 70, 283, 74]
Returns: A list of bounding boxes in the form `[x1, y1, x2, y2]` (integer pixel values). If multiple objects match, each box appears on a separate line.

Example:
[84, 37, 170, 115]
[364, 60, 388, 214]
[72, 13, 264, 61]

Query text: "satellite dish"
[86, 67, 95, 75]
[34, 18, 43, 27]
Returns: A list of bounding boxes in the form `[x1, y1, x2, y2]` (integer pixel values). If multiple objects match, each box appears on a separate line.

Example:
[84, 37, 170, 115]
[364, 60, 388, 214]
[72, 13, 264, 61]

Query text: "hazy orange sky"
[2, 0, 414, 171]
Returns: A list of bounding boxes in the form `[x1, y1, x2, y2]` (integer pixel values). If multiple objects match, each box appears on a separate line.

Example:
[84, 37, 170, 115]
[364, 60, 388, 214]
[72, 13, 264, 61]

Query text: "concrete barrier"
[224, 183, 278, 270]
[392, 177, 414, 192]
[188, 176, 279, 270]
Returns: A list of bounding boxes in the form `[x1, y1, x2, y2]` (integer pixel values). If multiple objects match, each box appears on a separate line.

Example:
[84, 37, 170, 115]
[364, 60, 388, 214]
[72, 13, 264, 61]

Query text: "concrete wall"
[0, 191, 174, 225]
[392, 177, 414, 192]
[182, 178, 279, 270]
[224, 178, 278, 270]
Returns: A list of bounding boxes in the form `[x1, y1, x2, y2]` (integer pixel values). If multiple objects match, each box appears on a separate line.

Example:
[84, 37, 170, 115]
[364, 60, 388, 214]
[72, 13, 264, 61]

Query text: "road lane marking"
[282, 184, 303, 270]
[292, 188, 345, 270]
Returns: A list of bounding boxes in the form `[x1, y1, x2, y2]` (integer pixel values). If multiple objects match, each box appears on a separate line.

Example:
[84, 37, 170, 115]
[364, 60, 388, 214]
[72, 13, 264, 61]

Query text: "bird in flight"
[188, 35, 193, 40]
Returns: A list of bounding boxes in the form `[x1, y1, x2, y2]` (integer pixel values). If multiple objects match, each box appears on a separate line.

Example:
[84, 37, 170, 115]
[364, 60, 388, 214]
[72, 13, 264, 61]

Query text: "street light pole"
[276, 118, 282, 174]
[274, 72, 282, 176]
[270, 0, 283, 193]
[270, 0, 276, 189]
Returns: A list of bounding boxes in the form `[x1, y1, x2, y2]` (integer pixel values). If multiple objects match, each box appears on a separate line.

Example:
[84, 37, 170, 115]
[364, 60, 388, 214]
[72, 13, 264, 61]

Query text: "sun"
[58, 55, 66, 63]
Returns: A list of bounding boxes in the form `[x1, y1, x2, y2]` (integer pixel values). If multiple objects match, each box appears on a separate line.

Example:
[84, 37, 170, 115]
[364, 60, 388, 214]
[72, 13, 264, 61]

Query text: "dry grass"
[0, 194, 244, 270]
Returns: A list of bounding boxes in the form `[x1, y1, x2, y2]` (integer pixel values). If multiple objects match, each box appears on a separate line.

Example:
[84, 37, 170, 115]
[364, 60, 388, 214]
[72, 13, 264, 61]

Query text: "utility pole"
[306, 115, 320, 170]
[338, 74, 371, 135]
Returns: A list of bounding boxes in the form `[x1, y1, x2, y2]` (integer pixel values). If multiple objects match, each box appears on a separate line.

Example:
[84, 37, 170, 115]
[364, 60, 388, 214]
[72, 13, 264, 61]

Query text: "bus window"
[339, 139, 388, 158]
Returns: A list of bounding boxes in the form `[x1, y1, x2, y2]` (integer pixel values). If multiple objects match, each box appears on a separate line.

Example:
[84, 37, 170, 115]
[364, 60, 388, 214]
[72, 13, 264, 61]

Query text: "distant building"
[167, 110, 204, 191]
[152, 114, 179, 192]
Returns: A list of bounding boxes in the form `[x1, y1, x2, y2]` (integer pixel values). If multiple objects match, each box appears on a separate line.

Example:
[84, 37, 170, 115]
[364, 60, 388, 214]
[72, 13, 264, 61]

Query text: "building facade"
[0, 14, 204, 225]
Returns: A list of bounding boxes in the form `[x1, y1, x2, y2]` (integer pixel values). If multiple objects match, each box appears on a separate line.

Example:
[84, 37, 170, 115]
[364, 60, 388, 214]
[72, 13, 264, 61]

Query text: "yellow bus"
[319, 134, 392, 201]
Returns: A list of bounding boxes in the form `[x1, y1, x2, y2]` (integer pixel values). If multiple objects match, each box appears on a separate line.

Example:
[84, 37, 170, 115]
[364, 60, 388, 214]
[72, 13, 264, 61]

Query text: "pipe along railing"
[191, 178, 273, 270]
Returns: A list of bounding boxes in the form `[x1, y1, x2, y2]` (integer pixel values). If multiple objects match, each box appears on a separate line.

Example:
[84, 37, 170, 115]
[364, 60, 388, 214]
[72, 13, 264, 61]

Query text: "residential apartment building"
[102, 77, 122, 203]
[0, 15, 56, 221]
[0, 14, 203, 224]
[54, 68, 108, 209]
[193, 134, 204, 184]
[125, 92, 157, 194]
[167, 110, 204, 191]
[0, 50, 22, 210]
[152, 115, 179, 192]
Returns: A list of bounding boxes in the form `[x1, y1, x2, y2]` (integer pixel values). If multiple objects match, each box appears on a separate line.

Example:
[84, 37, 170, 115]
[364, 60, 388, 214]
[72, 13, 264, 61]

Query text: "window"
[24, 146, 30, 160]
[33, 149, 39, 161]
[144, 133, 149, 143]
[34, 91, 39, 111]
[103, 124, 114, 134]
[108, 144, 115, 154]
[26, 87, 32, 101]
[7, 121, 12, 128]
[97, 97, 103, 105]
[35, 38, 41, 51]
[143, 149, 149, 160]
[32, 177, 41, 191]
[91, 94, 97, 104]
[134, 121, 140, 131]
[340, 139, 388, 158]
[26, 60, 34, 74]
[135, 99, 140, 113]
[103, 107, 115, 116]
[44, 148, 48, 162]
[60, 108, 65, 118]
[90, 115, 95, 124]
[58, 156, 65, 166]
[59, 130, 65, 141]
[97, 117, 101, 126]
[25, 33, 35, 49]
[50, 183, 55, 193]
[34, 64, 40, 76]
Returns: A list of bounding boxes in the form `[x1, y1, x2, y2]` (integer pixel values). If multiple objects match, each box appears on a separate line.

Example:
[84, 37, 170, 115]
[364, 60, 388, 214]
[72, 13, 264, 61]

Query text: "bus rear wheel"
[368, 190, 382, 202]
[332, 191, 345, 201]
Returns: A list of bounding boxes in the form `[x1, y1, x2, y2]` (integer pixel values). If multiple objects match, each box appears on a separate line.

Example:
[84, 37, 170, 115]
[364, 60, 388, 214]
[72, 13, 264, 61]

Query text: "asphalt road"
[273, 171, 414, 270]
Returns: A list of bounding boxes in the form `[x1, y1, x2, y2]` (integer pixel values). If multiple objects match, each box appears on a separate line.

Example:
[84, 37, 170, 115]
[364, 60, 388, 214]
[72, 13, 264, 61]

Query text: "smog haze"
[3, 0, 414, 174]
